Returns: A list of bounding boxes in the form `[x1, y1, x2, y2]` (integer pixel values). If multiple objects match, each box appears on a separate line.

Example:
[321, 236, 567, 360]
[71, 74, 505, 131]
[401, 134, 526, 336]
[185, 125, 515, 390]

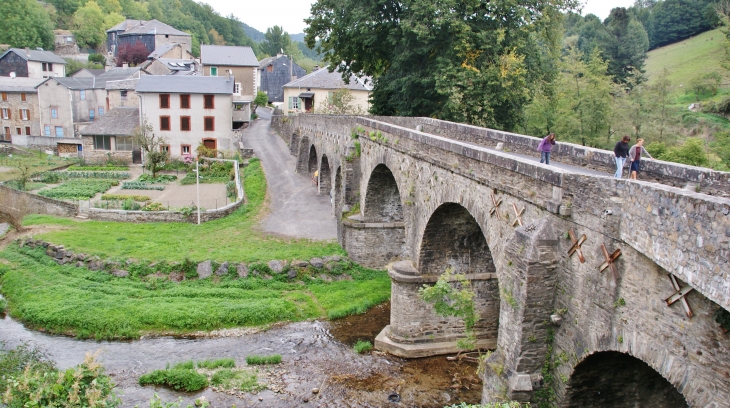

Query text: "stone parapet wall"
[0, 185, 77, 217]
[87, 198, 244, 223]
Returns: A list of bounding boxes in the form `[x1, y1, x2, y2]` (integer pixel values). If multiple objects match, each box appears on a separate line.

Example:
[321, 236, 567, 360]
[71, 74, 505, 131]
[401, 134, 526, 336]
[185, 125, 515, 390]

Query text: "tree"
[252, 91, 268, 114]
[208, 29, 226, 45]
[600, 8, 650, 83]
[662, 138, 709, 166]
[260, 26, 292, 57]
[72, 1, 106, 50]
[116, 41, 150, 67]
[134, 118, 167, 178]
[305, 0, 577, 131]
[315, 89, 364, 115]
[648, 67, 674, 141]
[0, 0, 54, 50]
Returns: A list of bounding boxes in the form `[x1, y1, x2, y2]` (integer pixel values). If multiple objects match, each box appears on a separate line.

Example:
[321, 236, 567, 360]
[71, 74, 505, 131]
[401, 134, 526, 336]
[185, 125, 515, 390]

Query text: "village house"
[107, 20, 192, 57]
[258, 54, 306, 104]
[200, 45, 257, 127]
[53, 30, 78, 55]
[79, 107, 141, 164]
[0, 48, 66, 78]
[106, 78, 140, 111]
[282, 67, 372, 115]
[0, 77, 47, 142]
[135, 75, 235, 157]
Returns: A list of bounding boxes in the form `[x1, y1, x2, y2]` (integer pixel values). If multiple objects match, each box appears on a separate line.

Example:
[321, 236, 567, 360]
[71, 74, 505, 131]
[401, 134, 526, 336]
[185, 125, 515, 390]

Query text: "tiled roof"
[120, 20, 189, 37]
[97, 67, 141, 83]
[72, 68, 106, 77]
[54, 68, 141, 90]
[158, 59, 196, 72]
[80, 107, 140, 136]
[0, 77, 49, 92]
[148, 43, 177, 59]
[283, 66, 373, 91]
[258, 56, 275, 69]
[0, 48, 66, 64]
[53, 77, 97, 90]
[107, 20, 144, 33]
[201, 45, 258, 67]
[136, 75, 233, 94]
[105, 78, 139, 90]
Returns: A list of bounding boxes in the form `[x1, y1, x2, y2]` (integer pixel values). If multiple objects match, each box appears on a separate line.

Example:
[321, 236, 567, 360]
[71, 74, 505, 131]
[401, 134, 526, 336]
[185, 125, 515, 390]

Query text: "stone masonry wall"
[0, 185, 77, 217]
[87, 198, 244, 224]
[341, 217, 406, 268]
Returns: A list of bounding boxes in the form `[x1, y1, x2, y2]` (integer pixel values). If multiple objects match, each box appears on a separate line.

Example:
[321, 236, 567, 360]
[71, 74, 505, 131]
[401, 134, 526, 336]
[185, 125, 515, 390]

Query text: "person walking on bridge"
[628, 138, 653, 180]
[538, 132, 556, 165]
[613, 135, 631, 178]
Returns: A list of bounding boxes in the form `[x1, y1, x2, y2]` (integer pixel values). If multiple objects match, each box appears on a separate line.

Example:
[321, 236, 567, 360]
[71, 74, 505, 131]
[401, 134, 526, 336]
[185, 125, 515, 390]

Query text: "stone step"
[75, 213, 89, 219]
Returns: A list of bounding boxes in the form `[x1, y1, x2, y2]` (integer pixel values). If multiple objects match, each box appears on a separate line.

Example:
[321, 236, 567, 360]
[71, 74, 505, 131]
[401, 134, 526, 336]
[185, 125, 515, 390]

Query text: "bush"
[101, 194, 151, 201]
[121, 181, 165, 191]
[138, 368, 208, 392]
[197, 358, 236, 369]
[122, 199, 142, 210]
[142, 202, 166, 211]
[138, 174, 177, 183]
[245, 354, 282, 365]
[353, 340, 373, 354]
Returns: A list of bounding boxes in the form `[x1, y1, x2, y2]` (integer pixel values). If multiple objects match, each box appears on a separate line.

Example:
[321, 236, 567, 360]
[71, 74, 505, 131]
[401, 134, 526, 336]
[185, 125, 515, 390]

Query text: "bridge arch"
[564, 351, 688, 408]
[296, 136, 310, 173]
[363, 163, 403, 223]
[319, 154, 331, 196]
[308, 145, 318, 175]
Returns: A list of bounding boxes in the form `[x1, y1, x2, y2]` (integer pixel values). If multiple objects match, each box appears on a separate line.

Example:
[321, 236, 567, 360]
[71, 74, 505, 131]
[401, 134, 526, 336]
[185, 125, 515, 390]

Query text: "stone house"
[53, 30, 78, 55]
[282, 67, 372, 115]
[140, 58, 198, 76]
[79, 107, 140, 164]
[0, 77, 48, 142]
[201, 45, 258, 126]
[136, 75, 235, 157]
[106, 78, 140, 111]
[107, 20, 192, 57]
[147, 43, 195, 60]
[0, 48, 66, 78]
[258, 54, 306, 103]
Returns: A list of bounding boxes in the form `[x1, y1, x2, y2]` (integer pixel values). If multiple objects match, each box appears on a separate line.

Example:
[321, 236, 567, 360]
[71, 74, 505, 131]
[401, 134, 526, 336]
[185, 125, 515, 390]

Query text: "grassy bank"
[0, 245, 390, 339]
[22, 159, 344, 262]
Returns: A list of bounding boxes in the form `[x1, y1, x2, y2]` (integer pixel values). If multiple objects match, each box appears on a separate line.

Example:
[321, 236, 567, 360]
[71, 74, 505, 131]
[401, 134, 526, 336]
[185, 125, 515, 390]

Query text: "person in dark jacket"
[613, 135, 630, 178]
[538, 132, 556, 165]
[628, 138, 653, 180]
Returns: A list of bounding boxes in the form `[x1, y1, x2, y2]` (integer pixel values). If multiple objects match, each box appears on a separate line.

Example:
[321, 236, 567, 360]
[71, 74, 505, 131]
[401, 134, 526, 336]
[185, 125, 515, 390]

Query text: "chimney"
[227, 69, 231, 81]
[25, 47, 30, 57]
[122, 63, 129, 68]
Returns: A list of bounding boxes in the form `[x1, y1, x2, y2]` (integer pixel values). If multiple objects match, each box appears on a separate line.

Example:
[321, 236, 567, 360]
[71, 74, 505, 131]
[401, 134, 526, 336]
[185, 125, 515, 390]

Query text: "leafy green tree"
[600, 8, 649, 83]
[253, 91, 268, 114]
[0, 0, 54, 50]
[119, 0, 151, 20]
[64, 58, 104, 76]
[306, 0, 576, 131]
[648, 67, 674, 141]
[651, 0, 715, 48]
[134, 117, 167, 178]
[315, 89, 364, 115]
[689, 72, 722, 100]
[260, 26, 292, 57]
[661, 138, 709, 166]
[72, 1, 106, 50]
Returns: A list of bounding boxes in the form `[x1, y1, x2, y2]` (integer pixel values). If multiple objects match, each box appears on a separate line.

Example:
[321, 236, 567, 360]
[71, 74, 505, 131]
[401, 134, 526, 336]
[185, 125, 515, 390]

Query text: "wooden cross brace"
[489, 194, 502, 217]
[567, 229, 587, 263]
[512, 203, 525, 227]
[665, 274, 694, 318]
[598, 243, 621, 282]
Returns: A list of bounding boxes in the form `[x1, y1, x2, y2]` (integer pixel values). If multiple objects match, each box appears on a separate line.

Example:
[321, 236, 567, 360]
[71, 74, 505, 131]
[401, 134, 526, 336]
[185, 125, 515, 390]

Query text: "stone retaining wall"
[87, 198, 244, 223]
[0, 184, 77, 217]
[341, 216, 406, 268]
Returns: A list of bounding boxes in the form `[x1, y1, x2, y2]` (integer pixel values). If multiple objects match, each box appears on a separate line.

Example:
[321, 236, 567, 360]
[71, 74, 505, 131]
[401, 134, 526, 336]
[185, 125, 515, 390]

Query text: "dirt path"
[242, 109, 337, 241]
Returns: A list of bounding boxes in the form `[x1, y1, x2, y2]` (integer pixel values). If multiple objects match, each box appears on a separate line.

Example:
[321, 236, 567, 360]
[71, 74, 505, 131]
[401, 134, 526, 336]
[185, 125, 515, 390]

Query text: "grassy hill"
[645, 28, 727, 85]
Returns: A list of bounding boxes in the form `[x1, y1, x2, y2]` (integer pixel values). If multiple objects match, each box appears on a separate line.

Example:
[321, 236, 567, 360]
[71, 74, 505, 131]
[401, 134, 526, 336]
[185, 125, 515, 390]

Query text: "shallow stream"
[0, 302, 482, 407]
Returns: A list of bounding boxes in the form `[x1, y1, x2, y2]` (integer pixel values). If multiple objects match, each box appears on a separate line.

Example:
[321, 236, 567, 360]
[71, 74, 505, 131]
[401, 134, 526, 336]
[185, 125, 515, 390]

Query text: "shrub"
[353, 340, 373, 354]
[245, 354, 282, 365]
[141, 202, 166, 211]
[172, 360, 195, 370]
[122, 199, 142, 210]
[121, 181, 165, 191]
[138, 174, 177, 183]
[138, 369, 208, 392]
[197, 358, 236, 369]
[101, 194, 151, 201]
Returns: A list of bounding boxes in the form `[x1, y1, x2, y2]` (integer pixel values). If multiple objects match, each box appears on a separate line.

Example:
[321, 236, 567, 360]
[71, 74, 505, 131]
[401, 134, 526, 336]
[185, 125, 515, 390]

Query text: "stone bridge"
[271, 114, 730, 407]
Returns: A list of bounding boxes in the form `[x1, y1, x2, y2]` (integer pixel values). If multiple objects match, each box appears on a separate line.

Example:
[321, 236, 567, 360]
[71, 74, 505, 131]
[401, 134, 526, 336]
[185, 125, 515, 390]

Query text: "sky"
[201, 0, 638, 36]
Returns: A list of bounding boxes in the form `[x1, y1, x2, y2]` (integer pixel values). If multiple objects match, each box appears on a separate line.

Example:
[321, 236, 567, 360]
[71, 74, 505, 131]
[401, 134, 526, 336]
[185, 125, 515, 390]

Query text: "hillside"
[241, 22, 265, 42]
[645, 28, 727, 85]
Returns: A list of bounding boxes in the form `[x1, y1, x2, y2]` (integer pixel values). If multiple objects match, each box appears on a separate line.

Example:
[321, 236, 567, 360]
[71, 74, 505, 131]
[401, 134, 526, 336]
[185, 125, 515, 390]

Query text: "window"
[160, 144, 170, 154]
[48, 63, 53, 71]
[79, 90, 85, 100]
[16, 128, 21, 135]
[210, 66, 218, 76]
[66, 37, 73, 44]
[20, 109, 29, 121]
[89, 109, 95, 121]
[121, 90, 128, 100]
[160, 116, 170, 131]
[288, 96, 299, 110]
[159, 94, 170, 109]
[116, 136, 134, 151]
[204, 116, 214, 131]
[20, 93, 26, 102]
[180, 116, 191, 131]
[55, 126, 64, 137]
[98, 107, 104, 116]
[25, 126, 30, 135]
[204, 94, 215, 109]
[44, 125, 50, 136]
[93, 135, 111, 150]
[42, 63, 47, 71]
[1, 93, 6, 101]
[181, 144, 191, 155]
[234, 103, 244, 111]
[42, 63, 53, 71]
[1, 108, 8, 119]
[51, 108, 57, 119]
[203, 138, 216, 150]
[234, 83, 241, 95]
[267, 65, 273, 73]
[180, 94, 190, 109]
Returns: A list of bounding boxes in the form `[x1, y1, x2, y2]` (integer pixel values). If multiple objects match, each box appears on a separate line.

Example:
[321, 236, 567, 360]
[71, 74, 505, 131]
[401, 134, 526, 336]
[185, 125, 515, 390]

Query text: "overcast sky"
[202, 0, 638, 35]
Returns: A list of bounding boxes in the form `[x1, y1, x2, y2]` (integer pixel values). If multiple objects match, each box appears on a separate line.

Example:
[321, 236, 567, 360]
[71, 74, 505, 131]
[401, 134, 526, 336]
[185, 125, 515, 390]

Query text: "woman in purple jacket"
[538, 133, 556, 165]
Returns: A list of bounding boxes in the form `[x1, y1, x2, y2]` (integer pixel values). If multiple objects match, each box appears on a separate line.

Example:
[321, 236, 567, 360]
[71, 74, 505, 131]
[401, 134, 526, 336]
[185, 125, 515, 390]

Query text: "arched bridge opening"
[363, 164, 403, 223]
[564, 351, 688, 408]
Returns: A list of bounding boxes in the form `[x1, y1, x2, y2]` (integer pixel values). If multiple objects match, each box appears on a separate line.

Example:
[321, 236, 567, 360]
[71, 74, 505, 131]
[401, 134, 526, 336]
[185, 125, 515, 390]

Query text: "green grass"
[645, 28, 728, 86]
[197, 358, 236, 369]
[138, 368, 209, 392]
[353, 340, 373, 354]
[0, 246, 390, 339]
[0, 150, 76, 182]
[211, 369, 264, 392]
[23, 159, 345, 263]
[245, 355, 282, 365]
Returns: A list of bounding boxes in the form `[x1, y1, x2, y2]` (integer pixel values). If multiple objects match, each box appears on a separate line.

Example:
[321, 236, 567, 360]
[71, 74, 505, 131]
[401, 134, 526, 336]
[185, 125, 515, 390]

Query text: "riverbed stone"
[75, 261, 84, 268]
[268, 260, 285, 273]
[112, 269, 129, 278]
[287, 269, 297, 280]
[237, 263, 248, 278]
[291, 260, 309, 268]
[310, 258, 325, 268]
[215, 261, 229, 276]
[197, 260, 213, 279]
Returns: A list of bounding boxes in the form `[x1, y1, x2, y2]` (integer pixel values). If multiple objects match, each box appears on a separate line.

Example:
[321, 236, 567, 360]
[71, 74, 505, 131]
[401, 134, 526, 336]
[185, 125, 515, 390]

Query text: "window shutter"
[299, 98, 303, 110]
[288, 97, 292, 109]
